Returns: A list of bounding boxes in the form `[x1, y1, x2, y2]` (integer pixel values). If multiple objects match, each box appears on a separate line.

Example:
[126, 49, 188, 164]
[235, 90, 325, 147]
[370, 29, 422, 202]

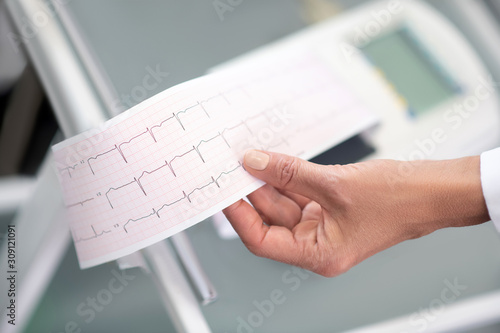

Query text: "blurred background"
[1, 0, 500, 332]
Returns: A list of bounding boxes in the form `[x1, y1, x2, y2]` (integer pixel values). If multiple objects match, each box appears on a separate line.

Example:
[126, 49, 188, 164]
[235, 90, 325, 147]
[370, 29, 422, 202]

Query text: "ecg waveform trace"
[59, 93, 226, 177]
[121, 162, 244, 234]
[53, 55, 378, 268]
[93, 112, 265, 210]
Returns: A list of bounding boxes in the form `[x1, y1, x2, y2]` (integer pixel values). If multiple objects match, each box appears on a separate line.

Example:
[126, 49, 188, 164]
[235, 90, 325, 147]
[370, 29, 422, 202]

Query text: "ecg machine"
[2, 0, 500, 332]
[212, 0, 500, 238]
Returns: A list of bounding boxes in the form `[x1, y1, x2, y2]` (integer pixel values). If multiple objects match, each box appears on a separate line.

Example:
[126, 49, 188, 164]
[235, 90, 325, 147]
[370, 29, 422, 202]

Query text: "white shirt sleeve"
[480, 147, 500, 232]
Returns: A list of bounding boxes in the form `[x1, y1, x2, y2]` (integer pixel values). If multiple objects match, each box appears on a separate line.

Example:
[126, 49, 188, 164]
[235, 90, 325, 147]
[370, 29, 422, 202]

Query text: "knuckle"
[315, 267, 335, 278]
[324, 164, 342, 186]
[253, 207, 270, 224]
[243, 236, 265, 257]
[246, 243, 259, 255]
[315, 252, 356, 278]
[336, 257, 355, 276]
[275, 156, 300, 189]
[316, 264, 344, 278]
[322, 164, 346, 200]
[246, 243, 265, 258]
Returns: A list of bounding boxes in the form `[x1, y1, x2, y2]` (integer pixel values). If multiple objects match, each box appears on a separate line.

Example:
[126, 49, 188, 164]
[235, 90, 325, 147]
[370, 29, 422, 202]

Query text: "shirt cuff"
[480, 147, 500, 232]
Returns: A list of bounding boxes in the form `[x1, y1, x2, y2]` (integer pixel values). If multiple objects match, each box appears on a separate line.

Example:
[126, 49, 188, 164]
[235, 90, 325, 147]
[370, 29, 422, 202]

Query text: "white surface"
[481, 147, 500, 232]
[142, 242, 212, 333]
[346, 290, 500, 333]
[171, 233, 217, 305]
[0, 177, 35, 214]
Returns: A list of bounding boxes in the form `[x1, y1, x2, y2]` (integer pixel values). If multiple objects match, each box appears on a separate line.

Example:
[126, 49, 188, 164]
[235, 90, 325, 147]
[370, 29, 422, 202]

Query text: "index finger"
[223, 199, 303, 263]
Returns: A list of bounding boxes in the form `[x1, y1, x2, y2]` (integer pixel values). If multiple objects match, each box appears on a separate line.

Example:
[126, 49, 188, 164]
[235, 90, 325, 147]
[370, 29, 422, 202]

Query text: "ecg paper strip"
[52, 54, 378, 268]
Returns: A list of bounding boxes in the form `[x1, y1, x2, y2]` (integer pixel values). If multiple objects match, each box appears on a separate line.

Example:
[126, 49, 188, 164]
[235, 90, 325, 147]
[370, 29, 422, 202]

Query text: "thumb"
[243, 149, 332, 204]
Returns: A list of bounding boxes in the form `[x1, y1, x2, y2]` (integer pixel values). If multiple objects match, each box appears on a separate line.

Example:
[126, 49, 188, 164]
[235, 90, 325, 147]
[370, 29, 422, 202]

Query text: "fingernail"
[244, 150, 269, 171]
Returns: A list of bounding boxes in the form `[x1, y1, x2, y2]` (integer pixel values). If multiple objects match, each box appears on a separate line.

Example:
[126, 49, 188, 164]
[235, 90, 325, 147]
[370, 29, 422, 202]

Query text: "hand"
[223, 150, 489, 277]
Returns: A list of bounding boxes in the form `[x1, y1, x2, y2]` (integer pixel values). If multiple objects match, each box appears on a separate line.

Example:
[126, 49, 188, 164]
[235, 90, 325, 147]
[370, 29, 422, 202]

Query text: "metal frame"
[2, 0, 213, 332]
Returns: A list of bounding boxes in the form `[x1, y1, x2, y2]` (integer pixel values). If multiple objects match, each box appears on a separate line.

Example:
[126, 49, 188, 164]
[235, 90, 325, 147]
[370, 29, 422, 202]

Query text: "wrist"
[410, 156, 490, 234]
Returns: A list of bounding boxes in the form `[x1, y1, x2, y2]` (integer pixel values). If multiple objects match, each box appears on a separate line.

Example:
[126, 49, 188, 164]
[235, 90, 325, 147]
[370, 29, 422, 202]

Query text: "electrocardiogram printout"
[53, 54, 379, 268]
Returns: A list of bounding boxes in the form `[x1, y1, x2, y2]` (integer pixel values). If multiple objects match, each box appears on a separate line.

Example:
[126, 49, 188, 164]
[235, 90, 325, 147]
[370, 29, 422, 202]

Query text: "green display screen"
[361, 29, 457, 115]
